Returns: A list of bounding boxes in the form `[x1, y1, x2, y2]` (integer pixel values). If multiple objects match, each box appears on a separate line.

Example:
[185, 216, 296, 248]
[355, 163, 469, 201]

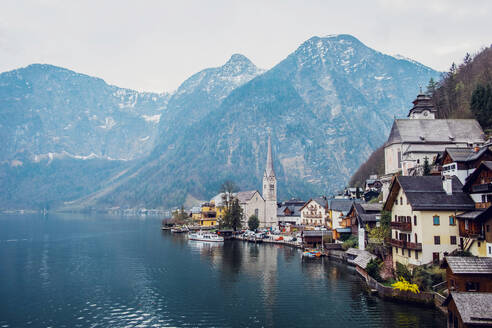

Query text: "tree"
[172, 205, 189, 225]
[248, 215, 260, 231]
[220, 180, 238, 210]
[222, 198, 243, 231]
[423, 156, 431, 176]
[471, 83, 492, 130]
[426, 77, 438, 96]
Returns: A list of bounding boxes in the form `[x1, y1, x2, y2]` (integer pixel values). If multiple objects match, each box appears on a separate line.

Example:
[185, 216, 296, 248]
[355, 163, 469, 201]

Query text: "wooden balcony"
[390, 221, 412, 231]
[471, 183, 492, 193]
[389, 238, 422, 251]
[475, 202, 491, 209]
[459, 222, 484, 239]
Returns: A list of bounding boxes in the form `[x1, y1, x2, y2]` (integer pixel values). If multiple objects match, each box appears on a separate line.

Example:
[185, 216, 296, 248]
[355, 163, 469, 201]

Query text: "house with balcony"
[347, 202, 382, 250]
[456, 161, 492, 257]
[300, 197, 329, 227]
[384, 175, 475, 267]
[330, 199, 359, 240]
[435, 146, 492, 184]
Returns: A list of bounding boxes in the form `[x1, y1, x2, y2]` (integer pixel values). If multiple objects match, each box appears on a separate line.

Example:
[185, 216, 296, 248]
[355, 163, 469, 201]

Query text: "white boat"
[188, 231, 224, 242]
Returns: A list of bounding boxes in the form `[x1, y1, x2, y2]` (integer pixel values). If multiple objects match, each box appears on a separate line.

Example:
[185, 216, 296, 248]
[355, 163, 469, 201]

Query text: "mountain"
[77, 34, 440, 210]
[0, 64, 169, 162]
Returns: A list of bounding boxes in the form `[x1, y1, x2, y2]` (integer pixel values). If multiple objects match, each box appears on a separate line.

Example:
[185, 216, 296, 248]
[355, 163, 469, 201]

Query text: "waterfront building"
[347, 202, 382, 250]
[381, 93, 485, 200]
[330, 199, 358, 240]
[277, 199, 304, 226]
[458, 161, 492, 257]
[262, 134, 278, 228]
[199, 200, 225, 227]
[442, 257, 492, 293]
[384, 175, 475, 267]
[300, 197, 329, 227]
[442, 292, 492, 328]
[191, 206, 202, 224]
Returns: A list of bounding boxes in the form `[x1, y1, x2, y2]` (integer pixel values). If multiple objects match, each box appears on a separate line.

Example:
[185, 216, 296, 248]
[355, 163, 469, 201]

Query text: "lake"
[0, 214, 445, 327]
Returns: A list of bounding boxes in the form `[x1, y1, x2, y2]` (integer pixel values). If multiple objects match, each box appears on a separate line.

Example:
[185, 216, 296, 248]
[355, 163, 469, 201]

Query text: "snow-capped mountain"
[82, 34, 440, 209]
[0, 64, 169, 163]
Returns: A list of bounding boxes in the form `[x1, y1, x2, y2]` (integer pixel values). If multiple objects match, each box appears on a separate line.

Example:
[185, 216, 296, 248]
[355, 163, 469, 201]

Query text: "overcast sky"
[1, 0, 490, 93]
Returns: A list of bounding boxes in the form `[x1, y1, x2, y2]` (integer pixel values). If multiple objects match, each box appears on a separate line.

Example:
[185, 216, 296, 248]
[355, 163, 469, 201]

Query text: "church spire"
[265, 134, 275, 177]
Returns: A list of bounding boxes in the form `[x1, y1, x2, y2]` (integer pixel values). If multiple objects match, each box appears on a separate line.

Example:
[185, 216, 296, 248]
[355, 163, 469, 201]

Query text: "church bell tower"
[262, 134, 277, 227]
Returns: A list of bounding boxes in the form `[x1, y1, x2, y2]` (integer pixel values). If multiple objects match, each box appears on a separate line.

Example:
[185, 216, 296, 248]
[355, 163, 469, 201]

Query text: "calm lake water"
[0, 214, 445, 327]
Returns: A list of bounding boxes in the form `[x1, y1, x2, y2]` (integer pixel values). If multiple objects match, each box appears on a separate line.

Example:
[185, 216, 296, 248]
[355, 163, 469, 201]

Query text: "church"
[234, 135, 278, 228]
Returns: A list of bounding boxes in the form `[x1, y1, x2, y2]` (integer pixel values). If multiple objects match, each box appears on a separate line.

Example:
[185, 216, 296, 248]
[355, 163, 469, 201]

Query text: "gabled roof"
[463, 161, 492, 193]
[236, 190, 262, 204]
[442, 292, 492, 326]
[346, 248, 377, 269]
[300, 197, 328, 211]
[385, 119, 484, 147]
[329, 199, 359, 214]
[350, 202, 382, 224]
[442, 256, 492, 274]
[443, 146, 491, 163]
[383, 176, 475, 211]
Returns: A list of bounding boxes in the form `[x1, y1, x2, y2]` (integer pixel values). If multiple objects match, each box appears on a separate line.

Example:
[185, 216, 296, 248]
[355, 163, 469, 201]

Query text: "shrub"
[395, 262, 412, 282]
[342, 235, 358, 250]
[392, 277, 420, 294]
[366, 258, 382, 281]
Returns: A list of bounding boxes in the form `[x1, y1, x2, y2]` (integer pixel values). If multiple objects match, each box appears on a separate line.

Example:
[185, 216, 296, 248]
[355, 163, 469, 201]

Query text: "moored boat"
[188, 231, 224, 242]
[171, 226, 189, 233]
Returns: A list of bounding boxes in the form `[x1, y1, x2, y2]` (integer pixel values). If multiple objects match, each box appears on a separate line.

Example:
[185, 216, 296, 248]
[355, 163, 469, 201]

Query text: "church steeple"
[264, 134, 275, 178]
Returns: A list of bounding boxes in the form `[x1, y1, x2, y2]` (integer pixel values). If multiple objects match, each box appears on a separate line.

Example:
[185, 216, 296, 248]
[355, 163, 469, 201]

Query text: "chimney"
[442, 176, 453, 195]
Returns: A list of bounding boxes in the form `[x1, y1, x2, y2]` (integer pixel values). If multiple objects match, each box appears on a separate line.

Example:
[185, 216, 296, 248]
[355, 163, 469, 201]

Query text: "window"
[450, 236, 457, 245]
[269, 184, 274, 190]
[489, 246, 491, 255]
[487, 225, 490, 233]
[407, 249, 411, 257]
[395, 199, 398, 206]
[400, 197, 403, 205]
[255, 209, 259, 217]
[433, 215, 440, 225]
[415, 251, 418, 260]
[449, 216, 455, 226]
[433, 252, 440, 264]
[395, 215, 397, 221]
[465, 219, 469, 230]
[414, 215, 417, 226]
[465, 281, 480, 292]
[414, 233, 418, 243]
[434, 236, 441, 245]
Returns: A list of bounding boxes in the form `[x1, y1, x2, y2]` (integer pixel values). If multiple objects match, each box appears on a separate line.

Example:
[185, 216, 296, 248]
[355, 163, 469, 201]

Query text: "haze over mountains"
[0, 34, 440, 210]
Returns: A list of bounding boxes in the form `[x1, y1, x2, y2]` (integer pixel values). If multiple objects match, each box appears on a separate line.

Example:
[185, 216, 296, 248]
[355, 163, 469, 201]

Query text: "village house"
[442, 292, 492, 328]
[436, 146, 492, 185]
[384, 175, 475, 267]
[300, 197, 329, 227]
[347, 203, 382, 251]
[381, 93, 485, 200]
[442, 256, 492, 293]
[277, 199, 305, 226]
[199, 200, 225, 227]
[330, 199, 358, 241]
[458, 161, 492, 257]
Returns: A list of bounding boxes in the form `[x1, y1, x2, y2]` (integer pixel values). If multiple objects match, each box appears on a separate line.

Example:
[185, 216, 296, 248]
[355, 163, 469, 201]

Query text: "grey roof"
[236, 190, 260, 204]
[303, 230, 332, 237]
[456, 210, 486, 220]
[360, 203, 383, 212]
[444, 146, 490, 162]
[389, 176, 475, 211]
[346, 248, 377, 269]
[329, 199, 357, 213]
[277, 200, 304, 217]
[443, 292, 492, 325]
[443, 256, 492, 274]
[463, 161, 492, 192]
[350, 202, 382, 224]
[385, 119, 484, 147]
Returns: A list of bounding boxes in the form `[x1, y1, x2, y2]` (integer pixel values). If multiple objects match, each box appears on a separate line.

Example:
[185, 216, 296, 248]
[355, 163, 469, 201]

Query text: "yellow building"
[198, 201, 226, 227]
[384, 175, 475, 267]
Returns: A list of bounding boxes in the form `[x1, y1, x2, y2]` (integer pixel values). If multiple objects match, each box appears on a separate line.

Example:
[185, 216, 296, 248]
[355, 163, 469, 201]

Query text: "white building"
[300, 197, 329, 227]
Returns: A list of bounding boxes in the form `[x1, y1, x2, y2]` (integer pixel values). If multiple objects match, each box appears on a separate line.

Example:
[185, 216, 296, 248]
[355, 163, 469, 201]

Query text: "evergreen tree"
[463, 52, 472, 65]
[220, 180, 238, 210]
[471, 83, 492, 130]
[423, 156, 431, 176]
[426, 77, 438, 96]
[248, 215, 260, 231]
[222, 198, 243, 231]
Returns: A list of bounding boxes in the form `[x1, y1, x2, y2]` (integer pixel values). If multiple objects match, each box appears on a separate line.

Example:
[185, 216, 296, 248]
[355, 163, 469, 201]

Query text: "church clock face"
[423, 111, 428, 117]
